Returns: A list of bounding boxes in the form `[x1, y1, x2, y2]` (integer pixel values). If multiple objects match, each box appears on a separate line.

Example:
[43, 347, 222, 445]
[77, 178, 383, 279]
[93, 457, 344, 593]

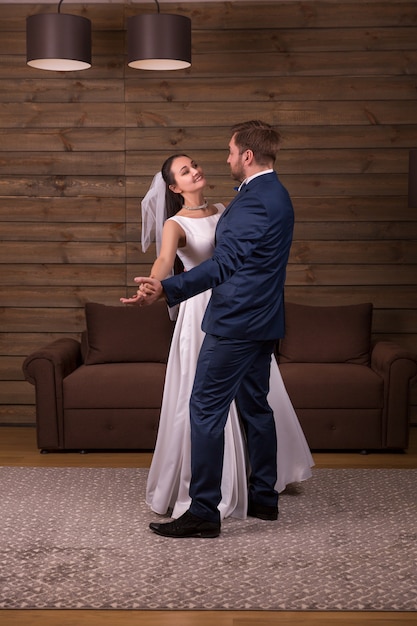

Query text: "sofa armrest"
[371, 341, 417, 377]
[22, 339, 82, 450]
[23, 338, 82, 384]
[371, 341, 417, 448]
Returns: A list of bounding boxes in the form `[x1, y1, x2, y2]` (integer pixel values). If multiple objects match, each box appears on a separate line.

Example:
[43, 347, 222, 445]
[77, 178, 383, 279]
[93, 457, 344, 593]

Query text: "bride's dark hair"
[161, 154, 189, 218]
[161, 153, 189, 274]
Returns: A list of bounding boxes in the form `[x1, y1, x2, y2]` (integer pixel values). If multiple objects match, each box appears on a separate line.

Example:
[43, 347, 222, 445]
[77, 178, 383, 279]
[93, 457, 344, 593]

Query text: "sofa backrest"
[279, 302, 373, 365]
[82, 300, 175, 365]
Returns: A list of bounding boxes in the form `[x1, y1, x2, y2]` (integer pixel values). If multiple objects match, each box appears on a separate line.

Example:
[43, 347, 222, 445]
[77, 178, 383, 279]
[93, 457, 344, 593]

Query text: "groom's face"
[227, 136, 246, 183]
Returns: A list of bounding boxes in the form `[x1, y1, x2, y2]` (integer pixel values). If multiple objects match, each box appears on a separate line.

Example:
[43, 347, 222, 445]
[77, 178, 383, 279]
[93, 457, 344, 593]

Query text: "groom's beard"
[229, 162, 245, 185]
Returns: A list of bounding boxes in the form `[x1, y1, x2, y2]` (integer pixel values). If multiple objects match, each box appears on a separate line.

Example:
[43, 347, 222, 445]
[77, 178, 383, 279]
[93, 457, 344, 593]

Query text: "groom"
[126, 120, 294, 538]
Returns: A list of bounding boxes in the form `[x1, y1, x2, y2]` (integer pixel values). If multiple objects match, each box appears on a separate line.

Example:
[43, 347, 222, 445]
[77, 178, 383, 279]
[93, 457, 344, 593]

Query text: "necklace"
[182, 200, 208, 211]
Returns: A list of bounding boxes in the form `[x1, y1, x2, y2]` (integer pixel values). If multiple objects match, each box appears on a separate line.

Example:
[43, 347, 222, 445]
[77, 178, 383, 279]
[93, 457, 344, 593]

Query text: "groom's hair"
[230, 120, 281, 166]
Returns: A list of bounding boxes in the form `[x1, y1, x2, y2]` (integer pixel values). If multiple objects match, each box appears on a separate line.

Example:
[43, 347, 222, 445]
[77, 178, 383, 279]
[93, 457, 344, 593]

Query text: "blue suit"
[162, 171, 294, 523]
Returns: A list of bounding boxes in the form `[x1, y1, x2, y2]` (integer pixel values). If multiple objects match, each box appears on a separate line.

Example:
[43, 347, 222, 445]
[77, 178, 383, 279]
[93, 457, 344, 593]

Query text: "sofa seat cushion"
[280, 302, 373, 365]
[279, 363, 383, 409]
[63, 363, 166, 409]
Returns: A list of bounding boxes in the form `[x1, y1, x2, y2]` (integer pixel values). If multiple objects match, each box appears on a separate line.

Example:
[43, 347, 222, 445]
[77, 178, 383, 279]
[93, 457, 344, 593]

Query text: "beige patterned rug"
[0, 467, 416, 611]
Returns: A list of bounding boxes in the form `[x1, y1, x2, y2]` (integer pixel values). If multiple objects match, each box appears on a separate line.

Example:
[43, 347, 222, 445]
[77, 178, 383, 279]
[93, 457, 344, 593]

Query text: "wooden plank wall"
[0, 1, 416, 427]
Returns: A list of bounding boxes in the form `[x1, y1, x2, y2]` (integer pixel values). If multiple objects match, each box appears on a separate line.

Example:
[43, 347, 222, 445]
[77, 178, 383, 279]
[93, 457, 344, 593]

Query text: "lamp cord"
[154, 0, 160, 14]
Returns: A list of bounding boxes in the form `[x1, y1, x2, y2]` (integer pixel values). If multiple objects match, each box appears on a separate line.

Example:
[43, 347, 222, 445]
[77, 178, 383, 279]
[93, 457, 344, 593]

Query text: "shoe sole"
[247, 508, 279, 521]
[248, 513, 278, 521]
[150, 528, 220, 538]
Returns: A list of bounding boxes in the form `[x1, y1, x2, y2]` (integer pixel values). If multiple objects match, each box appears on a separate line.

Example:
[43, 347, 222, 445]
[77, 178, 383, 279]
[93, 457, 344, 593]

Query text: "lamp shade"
[127, 13, 191, 70]
[409, 149, 417, 208]
[27, 13, 91, 71]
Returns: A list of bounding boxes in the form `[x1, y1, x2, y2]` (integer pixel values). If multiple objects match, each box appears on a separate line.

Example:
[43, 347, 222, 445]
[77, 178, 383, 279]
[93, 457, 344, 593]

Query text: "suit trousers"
[188, 333, 278, 523]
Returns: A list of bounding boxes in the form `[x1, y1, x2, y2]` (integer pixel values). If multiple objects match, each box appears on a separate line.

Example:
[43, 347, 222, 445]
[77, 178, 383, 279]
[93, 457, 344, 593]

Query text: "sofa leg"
[40, 449, 49, 454]
[79, 449, 88, 454]
[360, 449, 368, 455]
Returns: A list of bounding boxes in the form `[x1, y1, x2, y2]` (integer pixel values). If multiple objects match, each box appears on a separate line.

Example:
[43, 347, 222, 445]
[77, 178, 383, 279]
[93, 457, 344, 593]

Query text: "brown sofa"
[22, 300, 417, 453]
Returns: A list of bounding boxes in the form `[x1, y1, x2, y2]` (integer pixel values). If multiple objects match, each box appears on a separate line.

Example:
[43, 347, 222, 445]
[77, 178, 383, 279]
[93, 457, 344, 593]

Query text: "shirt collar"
[237, 168, 274, 191]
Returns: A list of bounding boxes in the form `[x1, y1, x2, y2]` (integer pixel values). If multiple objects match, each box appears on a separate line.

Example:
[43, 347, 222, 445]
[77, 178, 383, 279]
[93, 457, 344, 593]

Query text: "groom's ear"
[244, 149, 254, 165]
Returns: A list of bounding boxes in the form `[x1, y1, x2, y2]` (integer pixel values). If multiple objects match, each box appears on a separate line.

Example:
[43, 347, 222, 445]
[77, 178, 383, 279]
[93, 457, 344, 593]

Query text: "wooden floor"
[1, 425, 417, 626]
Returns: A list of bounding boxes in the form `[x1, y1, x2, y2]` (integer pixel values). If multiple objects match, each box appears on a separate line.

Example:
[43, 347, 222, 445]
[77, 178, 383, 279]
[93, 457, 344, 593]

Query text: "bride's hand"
[120, 289, 146, 305]
[120, 277, 164, 306]
[120, 279, 147, 304]
[134, 276, 164, 305]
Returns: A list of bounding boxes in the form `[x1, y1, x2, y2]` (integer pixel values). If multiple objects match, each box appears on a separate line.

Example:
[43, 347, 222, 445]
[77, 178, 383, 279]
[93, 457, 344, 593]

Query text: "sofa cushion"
[279, 362, 382, 408]
[279, 302, 372, 365]
[84, 300, 174, 365]
[64, 363, 166, 407]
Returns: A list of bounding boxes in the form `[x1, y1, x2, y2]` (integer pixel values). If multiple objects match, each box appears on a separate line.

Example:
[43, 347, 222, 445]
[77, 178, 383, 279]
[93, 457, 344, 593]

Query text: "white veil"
[141, 171, 179, 321]
[141, 171, 167, 255]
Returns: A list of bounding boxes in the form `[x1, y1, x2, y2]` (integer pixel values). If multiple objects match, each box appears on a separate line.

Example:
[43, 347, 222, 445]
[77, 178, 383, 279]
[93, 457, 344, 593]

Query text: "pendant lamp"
[408, 150, 417, 208]
[26, 0, 91, 71]
[127, 0, 191, 71]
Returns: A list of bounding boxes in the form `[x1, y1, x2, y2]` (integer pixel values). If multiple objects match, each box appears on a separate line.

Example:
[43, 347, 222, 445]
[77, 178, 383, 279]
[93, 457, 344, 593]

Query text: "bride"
[129, 154, 313, 520]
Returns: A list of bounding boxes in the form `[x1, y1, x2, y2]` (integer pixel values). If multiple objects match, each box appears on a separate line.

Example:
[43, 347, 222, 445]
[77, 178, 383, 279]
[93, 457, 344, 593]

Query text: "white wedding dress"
[145, 204, 314, 520]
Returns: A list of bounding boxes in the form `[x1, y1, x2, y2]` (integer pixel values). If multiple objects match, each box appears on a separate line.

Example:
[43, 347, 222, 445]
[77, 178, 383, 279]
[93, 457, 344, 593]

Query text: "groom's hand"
[135, 276, 164, 306]
[120, 277, 164, 306]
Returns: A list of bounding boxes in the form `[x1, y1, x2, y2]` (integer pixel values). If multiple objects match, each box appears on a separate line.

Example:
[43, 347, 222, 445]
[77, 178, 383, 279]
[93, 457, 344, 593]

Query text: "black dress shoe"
[247, 500, 278, 521]
[149, 510, 221, 538]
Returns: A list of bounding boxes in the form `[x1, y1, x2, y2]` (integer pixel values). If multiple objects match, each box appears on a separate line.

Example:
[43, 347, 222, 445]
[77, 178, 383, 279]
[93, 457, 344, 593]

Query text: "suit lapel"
[216, 172, 277, 237]
[218, 185, 245, 221]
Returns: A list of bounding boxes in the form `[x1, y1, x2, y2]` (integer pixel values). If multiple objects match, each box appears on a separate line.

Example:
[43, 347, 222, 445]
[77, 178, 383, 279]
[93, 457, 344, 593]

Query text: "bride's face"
[169, 156, 206, 195]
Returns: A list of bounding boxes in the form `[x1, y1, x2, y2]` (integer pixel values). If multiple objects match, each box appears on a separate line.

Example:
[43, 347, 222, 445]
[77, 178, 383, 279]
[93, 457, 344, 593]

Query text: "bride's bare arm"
[149, 219, 185, 280]
[120, 219, 184, 305]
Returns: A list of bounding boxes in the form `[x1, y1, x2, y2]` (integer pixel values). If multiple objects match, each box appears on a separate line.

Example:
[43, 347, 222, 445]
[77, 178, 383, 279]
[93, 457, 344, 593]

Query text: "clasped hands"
[120, 276, 163, 306]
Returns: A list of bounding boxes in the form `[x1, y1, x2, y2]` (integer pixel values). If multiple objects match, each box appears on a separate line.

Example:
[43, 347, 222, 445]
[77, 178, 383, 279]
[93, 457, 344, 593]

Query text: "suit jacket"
[161, 171, 294, 340]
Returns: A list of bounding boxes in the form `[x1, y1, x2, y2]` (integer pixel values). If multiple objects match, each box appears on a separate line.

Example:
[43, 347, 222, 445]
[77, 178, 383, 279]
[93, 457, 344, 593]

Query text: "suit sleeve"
[162, 199, 269, 308]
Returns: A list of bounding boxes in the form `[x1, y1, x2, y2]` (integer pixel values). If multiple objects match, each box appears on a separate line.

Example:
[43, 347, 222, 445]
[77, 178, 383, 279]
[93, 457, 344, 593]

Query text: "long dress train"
[145, 205, 314, 520]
